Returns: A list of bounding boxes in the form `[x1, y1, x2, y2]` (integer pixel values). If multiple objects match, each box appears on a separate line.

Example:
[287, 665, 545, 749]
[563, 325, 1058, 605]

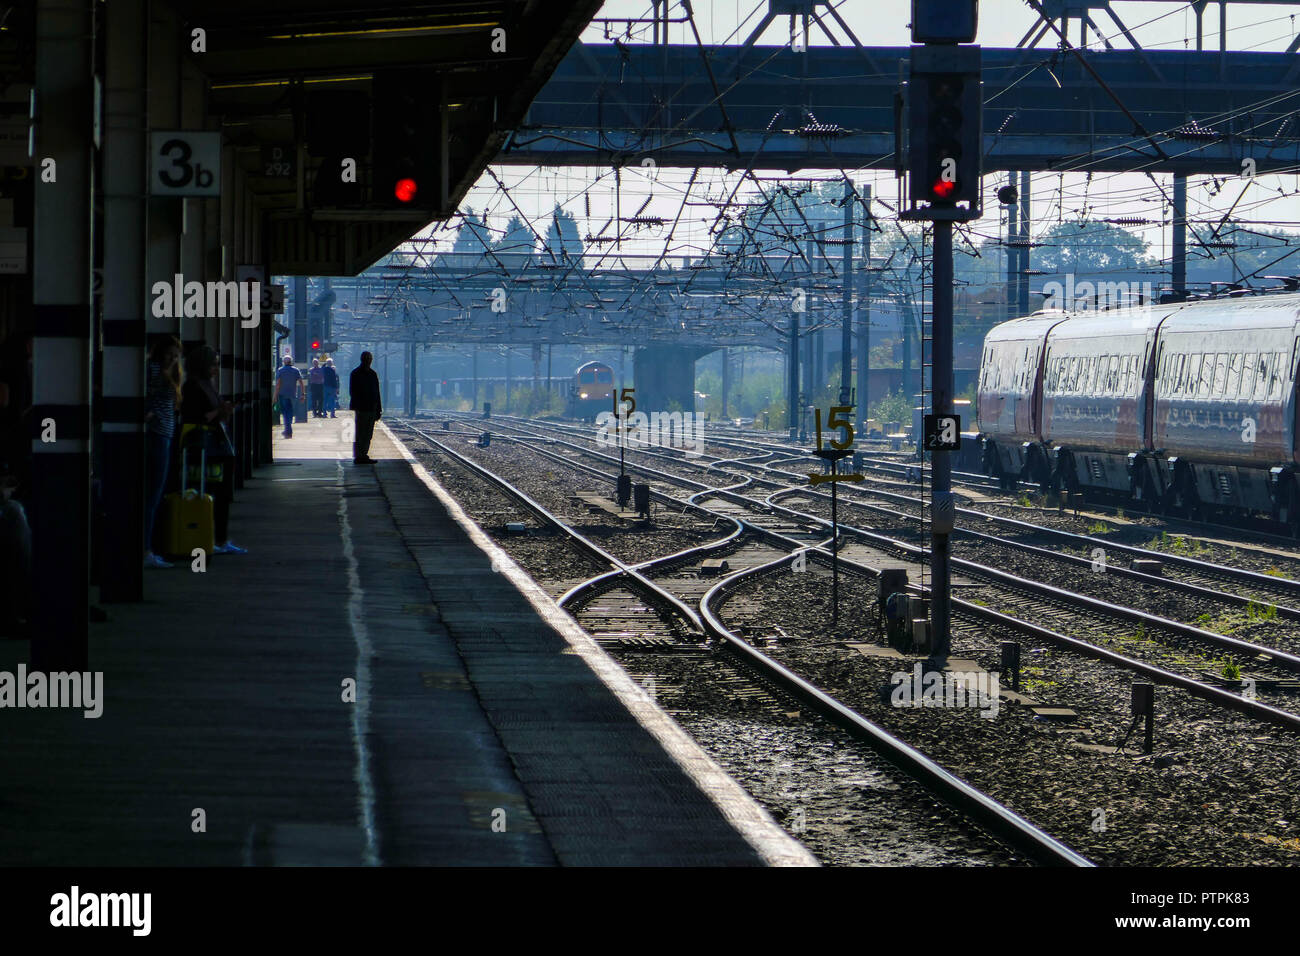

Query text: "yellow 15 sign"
[813, 406, 854, 451]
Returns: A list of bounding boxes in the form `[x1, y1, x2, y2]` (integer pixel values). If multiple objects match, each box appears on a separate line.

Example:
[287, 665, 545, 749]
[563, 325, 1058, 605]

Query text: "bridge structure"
[331, 0, 1300, 414]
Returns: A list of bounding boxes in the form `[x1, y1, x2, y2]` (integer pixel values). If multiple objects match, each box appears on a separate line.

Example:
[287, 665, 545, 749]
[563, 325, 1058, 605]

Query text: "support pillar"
[839, 180, 854, 408]
[31, 0, 95, 670]
[719, 348, 729, 419]
[855, 185, 871, 437]
[1018, 171, 1031, 317]
[632, 345, 709, 416]
[100, 0, 148, 601]
[1006, 173, 1018, 321]
[1172, 173, 1187, 295]
[788, 313, 800, 440]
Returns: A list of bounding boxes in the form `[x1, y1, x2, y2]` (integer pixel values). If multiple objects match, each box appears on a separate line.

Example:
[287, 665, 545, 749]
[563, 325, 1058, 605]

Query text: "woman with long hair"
[144, 336, 183, 568]
[181, 344, 246, 555]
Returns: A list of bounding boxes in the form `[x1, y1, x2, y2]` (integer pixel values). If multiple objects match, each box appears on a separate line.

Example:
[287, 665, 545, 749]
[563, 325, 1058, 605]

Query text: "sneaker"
[213, 542, 248, 555]
[144, 553, 173, 569]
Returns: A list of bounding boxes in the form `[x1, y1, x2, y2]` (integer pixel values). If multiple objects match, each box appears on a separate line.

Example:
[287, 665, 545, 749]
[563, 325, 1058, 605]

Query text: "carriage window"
[1213, 353, 1228, 395]
[1273, 351, 1288, 398]
[1227, 353, 1242, 397]
[1173, 353, 1186, 394]
[1242, 352, 1257, 397]
[580, 369, 596, 384]
[1199, 354, 1214, 397]
[1256, 354, 1272, 400]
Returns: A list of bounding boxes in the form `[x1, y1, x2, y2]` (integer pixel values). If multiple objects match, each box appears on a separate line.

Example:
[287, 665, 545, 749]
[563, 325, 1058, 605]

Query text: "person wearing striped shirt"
[144, 337, 183, 568]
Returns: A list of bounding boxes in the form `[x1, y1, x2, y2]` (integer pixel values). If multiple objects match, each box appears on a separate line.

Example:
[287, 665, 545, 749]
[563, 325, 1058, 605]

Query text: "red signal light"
[394, 178, 418, 203]
[311, 340, 321, 350]
[931, 178, 957, 200]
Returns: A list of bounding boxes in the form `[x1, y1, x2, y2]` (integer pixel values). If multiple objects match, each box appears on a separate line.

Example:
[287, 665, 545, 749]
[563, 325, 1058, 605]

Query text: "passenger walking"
[322, 358, 340, 418]
[182, 345, 246, 555]
[144, 336, 183, 568]
[273, 354, 304, 438]
[349, 351, 382, 464]
[308, 358, 325, 417]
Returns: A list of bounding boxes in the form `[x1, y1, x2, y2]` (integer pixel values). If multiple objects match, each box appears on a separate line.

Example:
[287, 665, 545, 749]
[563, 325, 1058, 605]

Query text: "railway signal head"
[906, 47, 982, 218]
[372, 69, 440, 210]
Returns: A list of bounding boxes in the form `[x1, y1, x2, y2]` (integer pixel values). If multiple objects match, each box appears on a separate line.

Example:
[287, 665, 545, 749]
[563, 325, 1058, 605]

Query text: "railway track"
[393, 419, 1091, 867]
[473, 412, 1300, 625]
[428, 413, 1300, 730]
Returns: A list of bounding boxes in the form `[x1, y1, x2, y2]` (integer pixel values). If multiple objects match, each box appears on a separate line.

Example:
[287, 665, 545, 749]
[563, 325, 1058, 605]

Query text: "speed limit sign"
[150, 131, 222, 196]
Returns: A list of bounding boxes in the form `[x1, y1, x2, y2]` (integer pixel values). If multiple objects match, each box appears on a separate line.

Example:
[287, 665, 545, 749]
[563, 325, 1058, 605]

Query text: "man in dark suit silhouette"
[349, 351, 382, 464]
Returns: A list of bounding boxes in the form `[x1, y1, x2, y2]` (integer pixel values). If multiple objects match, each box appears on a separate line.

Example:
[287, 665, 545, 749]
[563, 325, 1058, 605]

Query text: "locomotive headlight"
[580, 392, 588, 399]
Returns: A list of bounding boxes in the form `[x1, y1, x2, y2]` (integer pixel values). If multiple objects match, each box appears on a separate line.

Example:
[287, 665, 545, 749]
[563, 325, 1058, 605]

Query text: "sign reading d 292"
[923, 413, 961, 451]
[150, 131, 222, 196]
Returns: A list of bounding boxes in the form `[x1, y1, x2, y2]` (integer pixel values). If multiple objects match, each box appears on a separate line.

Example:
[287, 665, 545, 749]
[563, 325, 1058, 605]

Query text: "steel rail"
[429, 415, 1300, 729]
[698, 549, 1095, 868]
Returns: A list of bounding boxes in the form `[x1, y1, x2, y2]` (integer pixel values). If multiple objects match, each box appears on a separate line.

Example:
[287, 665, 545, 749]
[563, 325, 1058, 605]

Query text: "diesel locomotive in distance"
[568, 361, 615, 420]
[977, 293, 1300, 531]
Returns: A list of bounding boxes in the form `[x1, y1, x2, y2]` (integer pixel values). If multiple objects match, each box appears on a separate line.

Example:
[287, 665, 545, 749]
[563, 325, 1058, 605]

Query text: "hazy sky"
[403, 2, 1300, 281]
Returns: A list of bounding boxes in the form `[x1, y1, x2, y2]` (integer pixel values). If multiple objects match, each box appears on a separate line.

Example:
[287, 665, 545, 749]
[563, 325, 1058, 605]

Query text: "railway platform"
[0, 413, 811, 867]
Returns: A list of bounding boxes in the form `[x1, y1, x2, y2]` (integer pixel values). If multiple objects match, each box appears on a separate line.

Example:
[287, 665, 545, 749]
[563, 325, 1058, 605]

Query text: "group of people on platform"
[143, 339, 247, 568]
[142, 347, 383, 570]
[271, 352, 381, 464]
[273, 356, 339, 428]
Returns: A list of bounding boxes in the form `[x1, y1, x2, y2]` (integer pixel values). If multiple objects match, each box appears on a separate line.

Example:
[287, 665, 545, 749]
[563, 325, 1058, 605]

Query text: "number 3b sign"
[151, 131, 222, 196]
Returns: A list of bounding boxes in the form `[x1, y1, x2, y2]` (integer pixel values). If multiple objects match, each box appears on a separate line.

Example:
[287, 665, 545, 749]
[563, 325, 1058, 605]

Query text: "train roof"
[575, 360, 613, 371]
[1045, 308, 1168, 339]
[987, 292, 1300, 344]
[982, 312, 1069, 345]
[1157, 293, 1300, 333]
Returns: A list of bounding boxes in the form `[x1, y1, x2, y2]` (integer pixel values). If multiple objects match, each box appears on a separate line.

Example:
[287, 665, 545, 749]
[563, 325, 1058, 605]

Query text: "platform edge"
[379, 421, 818, 868]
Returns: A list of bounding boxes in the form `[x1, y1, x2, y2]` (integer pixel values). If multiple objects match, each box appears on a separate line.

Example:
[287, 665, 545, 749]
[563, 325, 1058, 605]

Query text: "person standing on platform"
[182, 345, 246, 555]
[349, 351, 382, 464]
[322, 358, 340, 418]
[308, 358, 325, 417]
[143, 336, 183, 568]
[273, 354, 304, 438]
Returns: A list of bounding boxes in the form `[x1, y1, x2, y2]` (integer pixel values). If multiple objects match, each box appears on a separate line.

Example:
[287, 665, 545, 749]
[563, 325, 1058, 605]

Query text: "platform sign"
[923, 413, 961, 451]
[261, 144, 295, 179]
[266, 284, 285, 314]
[151, 131, 221, 196]
[236, 265, 284, 315]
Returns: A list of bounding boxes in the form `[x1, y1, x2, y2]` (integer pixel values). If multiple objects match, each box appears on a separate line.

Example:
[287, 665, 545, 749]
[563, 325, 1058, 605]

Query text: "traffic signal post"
[901, 6, 982, 663]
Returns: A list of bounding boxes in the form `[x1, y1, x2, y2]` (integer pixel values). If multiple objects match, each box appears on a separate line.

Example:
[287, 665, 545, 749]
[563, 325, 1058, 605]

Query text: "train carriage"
[1040, 311, 1162, 498]
[976, 313, 1065, 488]
[976, 292, 1300, 530]
[1149, 301, 1300, 516]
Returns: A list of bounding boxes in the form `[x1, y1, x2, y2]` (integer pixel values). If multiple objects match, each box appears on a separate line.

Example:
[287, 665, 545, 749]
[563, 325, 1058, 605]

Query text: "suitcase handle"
[180, 439, 207, 497]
